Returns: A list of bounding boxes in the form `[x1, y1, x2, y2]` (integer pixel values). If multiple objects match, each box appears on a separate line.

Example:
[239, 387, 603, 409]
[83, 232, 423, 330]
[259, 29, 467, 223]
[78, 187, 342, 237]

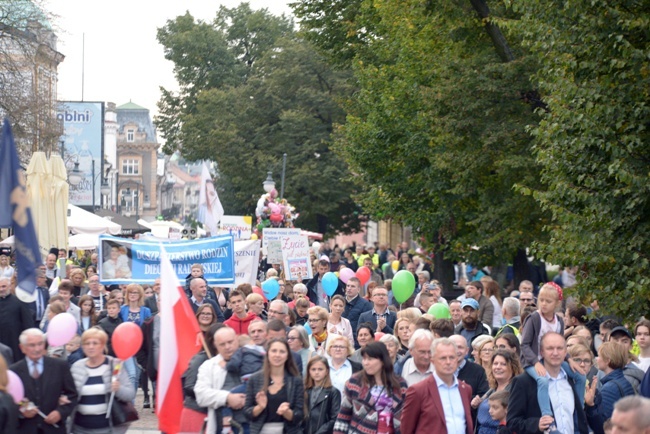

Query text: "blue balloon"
[322, 272, 339, 296]
[303, 323, 312, 335]
[262, 278, 280, 300]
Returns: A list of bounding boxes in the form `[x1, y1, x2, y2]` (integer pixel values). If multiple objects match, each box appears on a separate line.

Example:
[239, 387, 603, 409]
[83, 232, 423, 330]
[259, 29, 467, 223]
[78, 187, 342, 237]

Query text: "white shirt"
[402, 357, 434, 387]
[329, 359, 353, 393]
[434, 371, 466, 434]
[634, 357, 650, 373]
[547, 368, 575, 434]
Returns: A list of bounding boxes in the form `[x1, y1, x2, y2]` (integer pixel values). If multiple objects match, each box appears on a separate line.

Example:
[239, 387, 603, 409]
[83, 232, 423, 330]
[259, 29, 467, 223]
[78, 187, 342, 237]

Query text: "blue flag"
[0, 119, 42, 299]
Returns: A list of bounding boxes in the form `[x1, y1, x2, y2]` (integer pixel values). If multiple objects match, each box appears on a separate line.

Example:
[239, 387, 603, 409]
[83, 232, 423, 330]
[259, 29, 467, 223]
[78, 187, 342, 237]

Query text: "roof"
[116, 102, 157, 142]
[117, 101, 148, 110]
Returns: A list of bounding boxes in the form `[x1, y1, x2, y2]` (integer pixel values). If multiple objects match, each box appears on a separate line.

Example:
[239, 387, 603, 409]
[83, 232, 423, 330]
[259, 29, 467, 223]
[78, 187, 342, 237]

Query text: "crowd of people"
[0, 243, 649, 434]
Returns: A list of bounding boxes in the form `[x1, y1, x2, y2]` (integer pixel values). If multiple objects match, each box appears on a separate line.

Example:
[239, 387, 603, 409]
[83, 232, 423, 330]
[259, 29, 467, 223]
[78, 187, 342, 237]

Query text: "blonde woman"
[119, 284, 151, 395]
[327, 295, 354, 344]
[70, 328, 135, 434]
[472, 335, 495, 372]
[0, 255, 14, 279]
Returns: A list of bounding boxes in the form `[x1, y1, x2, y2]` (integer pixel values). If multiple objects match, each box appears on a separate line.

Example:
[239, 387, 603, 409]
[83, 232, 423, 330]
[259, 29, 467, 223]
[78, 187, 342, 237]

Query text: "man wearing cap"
[465, 280, 494, 329]
[329, 251, 344, 272]
[600, 326, 646, 393]
[454, 298, 489, 347]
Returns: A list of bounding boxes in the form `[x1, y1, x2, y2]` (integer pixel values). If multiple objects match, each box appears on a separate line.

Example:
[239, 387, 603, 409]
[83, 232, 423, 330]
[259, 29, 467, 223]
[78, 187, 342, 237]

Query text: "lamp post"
[68, 162, 83, 187]
[263, 171, 275, 193]
[100, 179, 110, 209]
[280, 153, 287, 199]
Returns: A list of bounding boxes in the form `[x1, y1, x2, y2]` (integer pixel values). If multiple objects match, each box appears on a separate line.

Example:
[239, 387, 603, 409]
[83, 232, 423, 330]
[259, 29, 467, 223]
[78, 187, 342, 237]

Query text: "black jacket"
[457, 360, 489, 399]
[0, 390, 17, 434]
[97, 315, 123, 357]
[244, 371, 304, 434]
[304, 386, 341, 434]
[507, 372, 588, 434]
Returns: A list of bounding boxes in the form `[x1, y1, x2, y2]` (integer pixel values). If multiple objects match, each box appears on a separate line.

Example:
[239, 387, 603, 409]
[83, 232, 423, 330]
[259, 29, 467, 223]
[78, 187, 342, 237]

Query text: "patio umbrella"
[0, 235, 14, 247]
[68, 233, 99, 250]
[68, 204, 121, 235]
[25, 152, 52, 259]
[49, 155, 69, 251]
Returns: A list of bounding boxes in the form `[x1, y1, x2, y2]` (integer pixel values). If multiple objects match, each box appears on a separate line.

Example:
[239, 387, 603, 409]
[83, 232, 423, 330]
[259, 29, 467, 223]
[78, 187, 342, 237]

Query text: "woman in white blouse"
[327, 295, 354, 344]
[0, 255, 14, 279]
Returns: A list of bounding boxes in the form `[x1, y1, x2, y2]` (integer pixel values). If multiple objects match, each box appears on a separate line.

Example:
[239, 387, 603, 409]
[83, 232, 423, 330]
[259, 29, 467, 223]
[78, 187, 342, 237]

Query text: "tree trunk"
[512, 248, 530, 292]
[433, 244, 456, 299]
[468, 0, 515, 63]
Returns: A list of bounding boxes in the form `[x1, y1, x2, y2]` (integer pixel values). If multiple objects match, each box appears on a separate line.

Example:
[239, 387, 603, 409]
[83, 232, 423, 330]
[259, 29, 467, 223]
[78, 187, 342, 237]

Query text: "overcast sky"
[49, 0, 294, 117]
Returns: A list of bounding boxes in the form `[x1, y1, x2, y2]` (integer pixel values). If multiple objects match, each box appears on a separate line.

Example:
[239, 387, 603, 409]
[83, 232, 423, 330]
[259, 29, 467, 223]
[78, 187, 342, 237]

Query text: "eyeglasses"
[331, 346, 346, 350]
[268, 309, 285, 315]
[573, 358, 592, 365]
[308, 318, 323, 323]
[481, 347, 495, 354]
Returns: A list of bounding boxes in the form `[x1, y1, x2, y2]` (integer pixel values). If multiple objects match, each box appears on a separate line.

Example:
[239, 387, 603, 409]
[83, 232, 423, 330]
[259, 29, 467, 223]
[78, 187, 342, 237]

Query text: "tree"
[294, 0, 547, 288]
[156, 4, 362, 235]
[0, 0, 63, 163]
[512, 0, 650, 319]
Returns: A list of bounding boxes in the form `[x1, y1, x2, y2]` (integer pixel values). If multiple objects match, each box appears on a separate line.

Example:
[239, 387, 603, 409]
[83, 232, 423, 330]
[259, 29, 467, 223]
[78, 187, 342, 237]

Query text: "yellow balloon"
[250, 233, 258, 240]
[391, 260, 399, 271]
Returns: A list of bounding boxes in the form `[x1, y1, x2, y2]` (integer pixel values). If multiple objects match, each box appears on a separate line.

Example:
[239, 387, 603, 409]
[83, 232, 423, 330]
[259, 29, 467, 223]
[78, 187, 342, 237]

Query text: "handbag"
[110, 398, 139, 426]
[108, 359, 139, 426]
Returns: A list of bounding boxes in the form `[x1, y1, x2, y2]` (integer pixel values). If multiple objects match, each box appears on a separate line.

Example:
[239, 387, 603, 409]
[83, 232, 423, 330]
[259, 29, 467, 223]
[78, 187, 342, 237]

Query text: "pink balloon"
[47, 312, 78, 346]
[7, 370, 24, 403]
[339, 267, 355, 283]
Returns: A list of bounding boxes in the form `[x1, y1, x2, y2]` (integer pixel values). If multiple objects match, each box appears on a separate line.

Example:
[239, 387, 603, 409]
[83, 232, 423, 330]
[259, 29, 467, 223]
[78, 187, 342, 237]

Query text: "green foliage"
[156, 4, 361, 235]
[298, 0, 547, 265]
[513, 0, 650, 320]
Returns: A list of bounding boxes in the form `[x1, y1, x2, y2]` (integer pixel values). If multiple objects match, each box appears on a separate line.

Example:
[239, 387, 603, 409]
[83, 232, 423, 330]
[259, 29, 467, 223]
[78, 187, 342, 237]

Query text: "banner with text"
[262, 228, 300, 263]
[281, 234, 313, 281]
[218, 215, 252, 241]
[98, 235, 235, 285]
[223, 239, 260, 288]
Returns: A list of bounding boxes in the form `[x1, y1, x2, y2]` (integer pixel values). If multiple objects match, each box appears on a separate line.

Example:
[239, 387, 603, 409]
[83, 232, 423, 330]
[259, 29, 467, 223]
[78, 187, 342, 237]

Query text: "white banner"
[262, 228, 300, 262]
[223, 239, 261, 288]
[281, 234, 313, 281]
[218, 215, 252, 240]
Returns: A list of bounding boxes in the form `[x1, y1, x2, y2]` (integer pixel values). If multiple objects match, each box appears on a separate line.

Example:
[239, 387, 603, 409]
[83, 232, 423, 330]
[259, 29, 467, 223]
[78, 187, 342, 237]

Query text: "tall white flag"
[197, 162, 224, 235]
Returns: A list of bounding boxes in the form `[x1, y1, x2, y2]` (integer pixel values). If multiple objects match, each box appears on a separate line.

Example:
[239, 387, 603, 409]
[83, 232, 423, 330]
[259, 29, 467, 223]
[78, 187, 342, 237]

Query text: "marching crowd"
[0, 243, 649, 434]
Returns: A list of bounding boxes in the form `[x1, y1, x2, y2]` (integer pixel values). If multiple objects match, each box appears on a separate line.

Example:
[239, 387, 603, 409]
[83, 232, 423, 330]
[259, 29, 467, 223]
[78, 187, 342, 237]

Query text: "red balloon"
[374, 332, 385, 341]
[252, 285, 268, 302]
[270, 213, 283, 223]
[112, 322, 144, 360]
[356, 266, 371, 286]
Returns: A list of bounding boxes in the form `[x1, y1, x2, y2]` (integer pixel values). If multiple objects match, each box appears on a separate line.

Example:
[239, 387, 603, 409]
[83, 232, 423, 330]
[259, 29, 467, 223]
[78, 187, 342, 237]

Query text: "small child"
[520, 282, 586, 432]
[294, 298, 310, 326]
[226, 336, 265, 384]
[66, 334, 84, 366]
[488, 390, 511, 434]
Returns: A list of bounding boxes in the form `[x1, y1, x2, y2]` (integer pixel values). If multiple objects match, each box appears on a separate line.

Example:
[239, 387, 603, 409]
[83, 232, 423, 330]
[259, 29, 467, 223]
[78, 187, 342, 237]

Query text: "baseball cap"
[461, 298, 479, 310]
[610, 326, 633, 340]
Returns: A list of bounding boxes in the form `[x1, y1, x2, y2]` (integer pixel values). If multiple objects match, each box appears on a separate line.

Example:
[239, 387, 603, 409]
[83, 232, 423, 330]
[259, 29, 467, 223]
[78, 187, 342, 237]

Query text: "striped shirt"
[74, 359, 110, 429]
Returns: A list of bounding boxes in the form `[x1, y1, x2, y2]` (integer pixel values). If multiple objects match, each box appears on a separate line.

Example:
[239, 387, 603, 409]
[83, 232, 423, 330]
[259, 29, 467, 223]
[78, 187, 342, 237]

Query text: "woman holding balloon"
[0, 354, 17, 434]
[119, 284, 151, 395]
[70, 328, 135, 434]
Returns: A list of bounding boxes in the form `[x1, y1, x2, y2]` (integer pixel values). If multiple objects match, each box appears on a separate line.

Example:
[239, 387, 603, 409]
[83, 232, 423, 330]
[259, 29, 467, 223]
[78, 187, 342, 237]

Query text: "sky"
[48, 0, 294, 118]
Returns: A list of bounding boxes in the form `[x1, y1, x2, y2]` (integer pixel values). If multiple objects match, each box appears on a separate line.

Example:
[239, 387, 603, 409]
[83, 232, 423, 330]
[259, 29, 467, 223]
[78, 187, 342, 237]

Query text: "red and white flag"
[156, 246, 202, 433]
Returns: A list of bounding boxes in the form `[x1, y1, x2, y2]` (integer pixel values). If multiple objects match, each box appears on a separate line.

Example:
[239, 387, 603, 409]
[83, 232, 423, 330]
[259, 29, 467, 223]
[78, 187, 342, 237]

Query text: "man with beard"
[454, 298, 489, 347]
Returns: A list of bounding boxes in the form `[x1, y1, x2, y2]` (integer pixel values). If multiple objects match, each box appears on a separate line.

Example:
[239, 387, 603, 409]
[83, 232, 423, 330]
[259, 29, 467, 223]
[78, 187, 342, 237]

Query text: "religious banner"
[98, 235, 235, 285]
[218, 215, 252, 241]
[223, 239, 260, 288]
[280, 233, 313, 281]
[262, 228, 300, 263]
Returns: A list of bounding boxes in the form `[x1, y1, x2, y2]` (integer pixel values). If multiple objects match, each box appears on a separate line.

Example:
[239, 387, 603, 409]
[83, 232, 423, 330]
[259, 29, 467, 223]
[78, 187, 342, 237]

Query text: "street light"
[263, 171, 275, 193]
[68, 162, 83, 187]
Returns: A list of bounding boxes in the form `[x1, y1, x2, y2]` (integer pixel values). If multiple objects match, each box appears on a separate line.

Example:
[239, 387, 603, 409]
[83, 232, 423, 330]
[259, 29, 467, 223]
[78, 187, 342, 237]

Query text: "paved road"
[126, 388, 161, 434]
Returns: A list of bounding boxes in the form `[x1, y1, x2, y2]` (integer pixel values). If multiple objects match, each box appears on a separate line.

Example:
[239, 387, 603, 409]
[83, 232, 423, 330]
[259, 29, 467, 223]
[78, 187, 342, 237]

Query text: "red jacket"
[401, 374, 474, 434]
[223, 311, 259, 335]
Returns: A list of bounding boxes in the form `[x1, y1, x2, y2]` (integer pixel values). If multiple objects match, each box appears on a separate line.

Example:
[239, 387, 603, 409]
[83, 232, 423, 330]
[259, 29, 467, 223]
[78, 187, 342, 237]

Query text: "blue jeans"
[525, 361, 586, 417]
[122, 357, 141, 402]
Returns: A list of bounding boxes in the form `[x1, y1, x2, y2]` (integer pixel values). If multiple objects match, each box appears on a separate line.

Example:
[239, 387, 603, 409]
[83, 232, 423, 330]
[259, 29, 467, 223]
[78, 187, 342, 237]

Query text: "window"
[121, 159, 139, 175]
[127, 129, 135, 142]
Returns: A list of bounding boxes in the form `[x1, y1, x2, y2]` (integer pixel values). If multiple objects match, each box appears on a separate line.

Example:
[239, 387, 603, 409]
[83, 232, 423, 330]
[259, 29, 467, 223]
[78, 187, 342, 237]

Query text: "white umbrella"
[0, 236, 14, 247]
[50, 155, 69, 252]
[68, 233, 99, 250]
[68, 205, 122, 235]
[137, 219, 183, 238]
[25, 151, 51, 259]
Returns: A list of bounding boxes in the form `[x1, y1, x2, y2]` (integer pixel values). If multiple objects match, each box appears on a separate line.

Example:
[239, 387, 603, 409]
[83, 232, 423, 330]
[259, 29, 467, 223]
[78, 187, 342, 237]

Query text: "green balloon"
[392, 270, 416, 304]
[428, 303, 451, 319]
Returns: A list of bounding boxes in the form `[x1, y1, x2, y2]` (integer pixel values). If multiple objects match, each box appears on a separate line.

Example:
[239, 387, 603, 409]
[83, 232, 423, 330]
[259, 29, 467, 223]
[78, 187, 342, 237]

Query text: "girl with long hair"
[78, 295, 98, 332]
[303, 356, 341, 434]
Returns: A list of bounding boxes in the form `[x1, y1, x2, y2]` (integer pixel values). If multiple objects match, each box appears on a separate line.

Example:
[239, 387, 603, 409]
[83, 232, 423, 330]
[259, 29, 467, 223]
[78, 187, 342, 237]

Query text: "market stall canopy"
[0, 235, 14, 247]
[68, 205, 121, 235]
[68, 233, 100, 250]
